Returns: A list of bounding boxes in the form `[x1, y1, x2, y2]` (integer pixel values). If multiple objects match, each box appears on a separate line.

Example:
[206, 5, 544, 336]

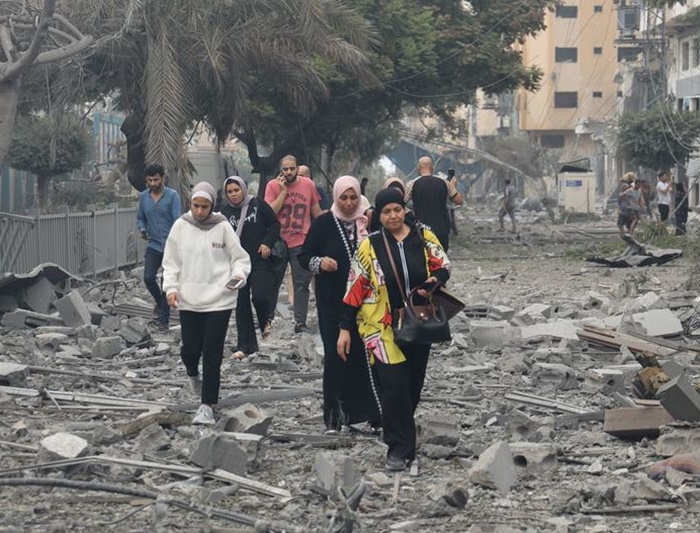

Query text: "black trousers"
[319, 313, 380, 430]
[179, 309, 232, 405]
[235, 267, 276, 354]
[373, 343, 430, 462]
[659, 204, 670, 222]
[435, 232, 449, 252]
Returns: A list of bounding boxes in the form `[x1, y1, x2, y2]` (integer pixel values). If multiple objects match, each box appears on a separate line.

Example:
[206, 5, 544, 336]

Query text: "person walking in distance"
[265, 155, 322, 333]
[136, 164, 181, 330]
[221, 176, 280, 359]
[298, 165, 330, 211]
[162, 182, 251, 425]
[498, 178, 517, 234]
[404, 156, 463, 252]
[656, 171, 674, 224]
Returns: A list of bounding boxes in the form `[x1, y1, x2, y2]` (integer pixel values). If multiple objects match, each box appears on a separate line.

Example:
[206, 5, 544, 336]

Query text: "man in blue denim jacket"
[136, 164, 181, 329]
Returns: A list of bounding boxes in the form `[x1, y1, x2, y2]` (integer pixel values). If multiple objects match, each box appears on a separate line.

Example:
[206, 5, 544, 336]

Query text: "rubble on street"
[2, 217, 700, 532]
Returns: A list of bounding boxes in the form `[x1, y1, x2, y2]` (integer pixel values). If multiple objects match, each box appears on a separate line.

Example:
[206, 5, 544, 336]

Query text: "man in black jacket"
[404, 156, 463, 251]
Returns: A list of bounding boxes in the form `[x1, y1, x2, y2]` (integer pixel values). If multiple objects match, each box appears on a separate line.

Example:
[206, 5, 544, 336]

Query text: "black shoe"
[294, 322, 309, 334]
[385, 455, 407, 472]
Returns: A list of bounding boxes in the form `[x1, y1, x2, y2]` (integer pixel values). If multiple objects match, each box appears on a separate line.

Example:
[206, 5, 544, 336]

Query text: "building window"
[540, 135, 566, 149]
[555, 47, 578, 63]
[554, 92, 578, 108]
[682, 41, 690, 71]
[556, 5, 578, 18]
[693, 38, 700, 68]
[618, 47, 642, 62]
[594, 5, 603, 13]
[593, 91, 603, 98]
[593, 47, 603, 55]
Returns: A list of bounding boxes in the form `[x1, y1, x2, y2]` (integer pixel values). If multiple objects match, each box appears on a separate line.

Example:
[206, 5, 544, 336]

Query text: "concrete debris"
[54, 290, 92, 327]
[468, 440, 517, 495]
[217, 403, 272, 435]
[314, 451, 362, 496]
[3, 218, 700, 530]
[190, 434, 248, 476]
[38, 432, 90, 462]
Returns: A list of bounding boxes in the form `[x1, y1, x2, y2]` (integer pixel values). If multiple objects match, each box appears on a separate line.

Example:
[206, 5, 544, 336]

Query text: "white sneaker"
[189, 375, 201, 395]
[192, 404, 215, 425]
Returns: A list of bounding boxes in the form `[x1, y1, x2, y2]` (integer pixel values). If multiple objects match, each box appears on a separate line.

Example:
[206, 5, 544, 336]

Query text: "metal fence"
[0, 207, 146, 276]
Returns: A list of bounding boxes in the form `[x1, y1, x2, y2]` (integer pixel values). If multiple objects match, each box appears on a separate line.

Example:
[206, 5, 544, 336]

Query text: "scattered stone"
[119, 317, 150, 344]
[314, 451, 362, 496]
[470, 320, 514, 350]
[520, 320, 579, 341]
[468, 440, 517, 495]
[531, 362, 579, 390]
[656, 375, 700, 422]
[217, 403, 272, 435]
[21, 277, 56, 314]
[38, 432, 90, 462]
[85, 302, 106, 326]
[417, 417, 460, 447]
[136, 423, 170, 452]
[489, 305, 515, 321]
[0, 362, 29, 386]
[190, 434, 248, 476]
[54, 290, 92, 327]
[509, 442, 557, 476]
[632, 309, 683, 337]
[35, 332, 69, 350]
[91, 336, 123, 358]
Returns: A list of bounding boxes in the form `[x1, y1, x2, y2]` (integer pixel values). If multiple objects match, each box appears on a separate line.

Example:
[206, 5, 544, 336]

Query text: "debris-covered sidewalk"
[1, 221, 700, 532]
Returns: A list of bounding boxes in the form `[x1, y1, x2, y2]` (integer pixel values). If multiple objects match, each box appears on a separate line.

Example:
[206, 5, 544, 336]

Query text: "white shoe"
[188, 375, 201, 395]
[192, 404, 215, 425]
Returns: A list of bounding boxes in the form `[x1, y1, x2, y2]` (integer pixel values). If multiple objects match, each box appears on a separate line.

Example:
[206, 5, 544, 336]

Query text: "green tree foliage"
[617, 105, 700, 171]
[237, 0, 557, 184]
[6, 114, 91, 209]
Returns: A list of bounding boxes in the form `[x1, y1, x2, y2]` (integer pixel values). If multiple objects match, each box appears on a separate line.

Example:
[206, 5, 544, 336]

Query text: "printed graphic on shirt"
[364, 332, 389, 364]
[278, 200, 308, 234]
[228, 206, 258, 233]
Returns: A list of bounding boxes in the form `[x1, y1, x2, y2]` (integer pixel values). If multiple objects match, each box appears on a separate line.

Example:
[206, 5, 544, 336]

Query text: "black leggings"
[235, 267, 277, 353]
[179, 309, 232, 405]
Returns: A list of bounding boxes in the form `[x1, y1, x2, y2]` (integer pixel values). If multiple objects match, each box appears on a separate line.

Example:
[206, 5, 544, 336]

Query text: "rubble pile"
[1, 223, 700, 532]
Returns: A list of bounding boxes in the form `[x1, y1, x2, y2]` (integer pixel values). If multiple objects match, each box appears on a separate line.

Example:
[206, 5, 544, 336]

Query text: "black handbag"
[381, 229, 452, 346]
[432, 287, 465, 321]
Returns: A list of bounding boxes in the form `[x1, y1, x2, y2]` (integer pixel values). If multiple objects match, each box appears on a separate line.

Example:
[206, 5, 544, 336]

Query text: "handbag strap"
[380, 229, 408, 306]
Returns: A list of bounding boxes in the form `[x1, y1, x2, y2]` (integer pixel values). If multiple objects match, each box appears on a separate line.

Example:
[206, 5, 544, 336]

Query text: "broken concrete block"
[531, 362, 579, 390]
[54, 290, 91, 328]
[489, 305, 515, 321]
[197, 484, 239, 504]
[657, 375, 700, 422]
[39, 432, 90, 462]
[0, 362, 29, 386]
[190, 434, 248, 476]
[417, 418, 460, 447]
[509, 442, 557, 475]
[635, 291, 661, 311]
[91, 336, 123, 358]
[632, 309, 683, 337]
[586, 368, 625, 394]
[520, 320, 578, 341]
[520, 303, 552, 319]
[35, 332, 70, 350]
[217, 403, 272, 435]
[221, 432, 263, 468]
[427, 481, 469, 509]
[21, 276, 56, 314]
[314, 451, 362, 496]
[551, 302, 580, 319]
[136, 423, 170, 452]
[468, 440, 517, 495]
[1, 311, 28, 328]
[584, 292, 611, 311]
[119, 317, 150, 344]
[660, 359, 685, 380]
[604, 407, 675, 439]
[657, 428, 700, 456]
[507, 410, 540, 441]
[469, 320, 514, 350]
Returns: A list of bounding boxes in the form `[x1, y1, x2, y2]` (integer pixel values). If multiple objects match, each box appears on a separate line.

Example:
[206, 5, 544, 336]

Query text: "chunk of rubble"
[0, 362, 29, 386]
[136, 423, 171, 452]
[417, 417, 460, 447]
[656, 375, 700, 422]
[119, 317, 150, 344]
[54, 290, 92, 328]
[39, 432, 90, 462]
[21, 276, 56, 314]
[92, 336, 123, 358]
[632, 309, 683, 337]
[314, 451, 362, 496]
[468, 440, 517, 495]
[509, 442, 557, 476]
[217, 403, 272, 435]
[190, 434, 248, 476]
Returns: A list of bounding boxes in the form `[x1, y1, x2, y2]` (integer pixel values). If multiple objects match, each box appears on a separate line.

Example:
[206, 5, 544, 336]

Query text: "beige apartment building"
[518, 1, 619, 161]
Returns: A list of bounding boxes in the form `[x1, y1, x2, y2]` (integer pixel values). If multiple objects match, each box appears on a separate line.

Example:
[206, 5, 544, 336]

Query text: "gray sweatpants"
[271, 245, 312, 325]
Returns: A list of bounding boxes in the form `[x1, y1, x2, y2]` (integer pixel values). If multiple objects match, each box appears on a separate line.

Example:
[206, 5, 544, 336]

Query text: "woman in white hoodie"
[163, 181, 251, 424]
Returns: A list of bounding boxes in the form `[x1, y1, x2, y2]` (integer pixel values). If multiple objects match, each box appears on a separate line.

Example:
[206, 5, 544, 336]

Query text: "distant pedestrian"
[299, 165, 330, 211]
[657, 171, 674, 223]
[221, 176, 280, 359]
[498, 178, 517, 234]
[264, 155, 322, 333]
[404, 156, 463, 251]
[136, 164, 181, 330]
[360, 177, 369, 196]
[675, 182, 689, 236]
[162, 181, 251, 425]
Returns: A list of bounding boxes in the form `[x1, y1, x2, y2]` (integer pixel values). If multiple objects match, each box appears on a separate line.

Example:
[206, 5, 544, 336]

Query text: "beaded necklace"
[332, 215, 357, 262]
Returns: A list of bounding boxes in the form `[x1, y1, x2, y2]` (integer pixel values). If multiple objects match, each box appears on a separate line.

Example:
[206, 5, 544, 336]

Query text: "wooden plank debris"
[577, 324, 684, 359]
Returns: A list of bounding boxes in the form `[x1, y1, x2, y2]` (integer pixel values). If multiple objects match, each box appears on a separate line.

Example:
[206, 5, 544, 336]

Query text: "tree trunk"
[121, 114, 147, 192]
[0, 78, 21, 168]
[36, 174, 51, 212]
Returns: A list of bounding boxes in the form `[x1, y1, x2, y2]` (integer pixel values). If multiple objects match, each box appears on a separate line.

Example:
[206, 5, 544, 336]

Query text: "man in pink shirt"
[265, 155, 321, 333]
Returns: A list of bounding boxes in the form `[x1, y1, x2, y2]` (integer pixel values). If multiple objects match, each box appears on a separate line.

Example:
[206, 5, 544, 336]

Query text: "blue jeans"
[144, 248, 169, 325]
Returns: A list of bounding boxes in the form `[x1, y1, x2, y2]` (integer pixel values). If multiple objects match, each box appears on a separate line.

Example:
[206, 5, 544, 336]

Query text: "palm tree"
[61, 0, 373, 192]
